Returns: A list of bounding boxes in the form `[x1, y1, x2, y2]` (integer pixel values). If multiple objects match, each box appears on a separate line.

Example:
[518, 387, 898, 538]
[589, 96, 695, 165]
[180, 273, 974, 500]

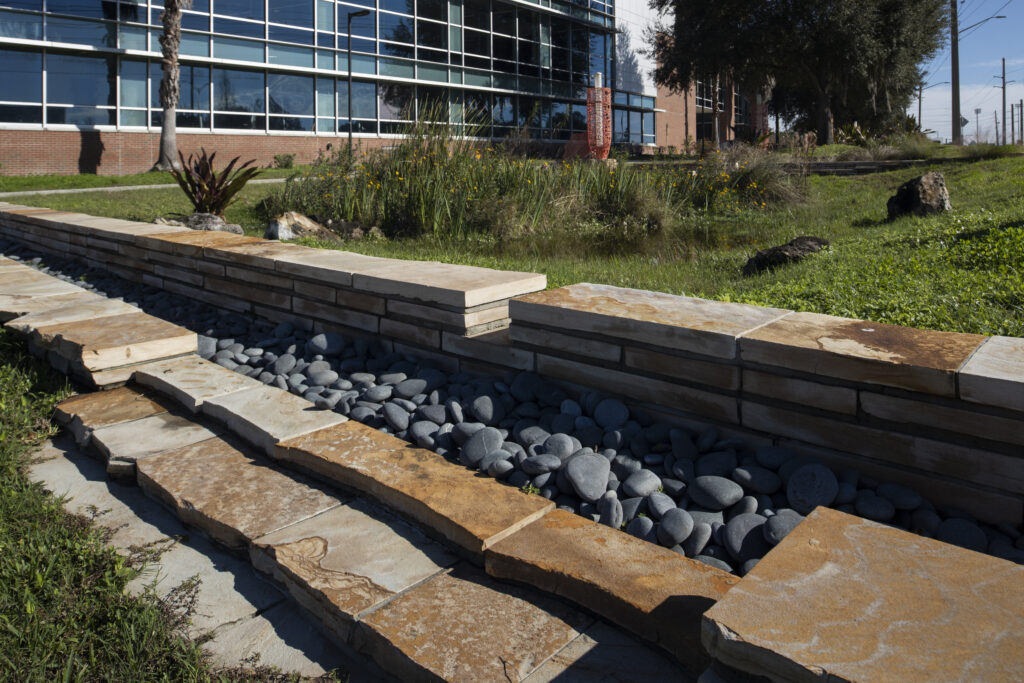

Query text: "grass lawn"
[0, 166, 306, 193]
[9, 155, 1024, 337]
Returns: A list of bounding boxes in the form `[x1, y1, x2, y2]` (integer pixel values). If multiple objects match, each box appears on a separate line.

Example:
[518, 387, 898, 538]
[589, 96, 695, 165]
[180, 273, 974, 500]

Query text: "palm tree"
[155, 0, 193, 170]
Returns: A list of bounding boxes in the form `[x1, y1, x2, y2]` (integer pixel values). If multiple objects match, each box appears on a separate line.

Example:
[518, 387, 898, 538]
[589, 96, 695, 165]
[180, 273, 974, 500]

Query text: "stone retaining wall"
[508, 283, 1024, 527]
[3, 204, 1021, 527]
[0, 206, 545, 359]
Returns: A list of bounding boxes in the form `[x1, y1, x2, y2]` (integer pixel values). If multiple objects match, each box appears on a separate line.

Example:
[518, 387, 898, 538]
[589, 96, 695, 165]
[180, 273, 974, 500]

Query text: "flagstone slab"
[486, 509, 738, 672]
[273, 248, 388, 287]
[90, 411, 224, 477]
[54, 385, 171, 444]
[739, 311, 986, 396]
[202, 385, 347, 456]
[0, 289, 105, 322]
[137, 436, 342, 549]
[5, 296, 138, 333]
[351, 260, 547, 308]
[702, 507, 1024, 683]
[522, 621, 689, 682]
[0, 273, 84, 297]
[959, 335, 1024, 412]
[353, 563, 593, 682]
[275, 422, 554, 558]
[30, 311, 197, 371]
[251, 499, 456, 640]
[511, 283, 790, 359]
[135, 230, 261, 256]
[134, 355, 264, 412]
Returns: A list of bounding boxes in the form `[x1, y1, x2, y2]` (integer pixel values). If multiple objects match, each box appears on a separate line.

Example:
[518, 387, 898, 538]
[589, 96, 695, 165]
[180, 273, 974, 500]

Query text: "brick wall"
[0, 130, 395, 176]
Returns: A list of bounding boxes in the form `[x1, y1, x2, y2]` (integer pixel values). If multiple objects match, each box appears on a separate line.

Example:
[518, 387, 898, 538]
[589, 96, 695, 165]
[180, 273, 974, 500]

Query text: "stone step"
[53, 384, 172, 445]
[702, 507, 1024, 682]
[56, 388, 689, 681]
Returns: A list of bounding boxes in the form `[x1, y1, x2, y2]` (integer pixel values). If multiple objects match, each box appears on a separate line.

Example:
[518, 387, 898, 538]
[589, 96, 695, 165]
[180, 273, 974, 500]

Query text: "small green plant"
[521, 483, 541, 496]
[273, 152, 296, 169]
[170, 148, 261, 217]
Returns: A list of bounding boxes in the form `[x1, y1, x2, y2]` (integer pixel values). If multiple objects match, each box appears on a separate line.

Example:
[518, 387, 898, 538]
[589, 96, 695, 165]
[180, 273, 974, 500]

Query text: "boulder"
[742, 236, 830, 276]
[186, 213, 243, 234]
[266, 211, 337, 241]
[886, 171, 951, 220]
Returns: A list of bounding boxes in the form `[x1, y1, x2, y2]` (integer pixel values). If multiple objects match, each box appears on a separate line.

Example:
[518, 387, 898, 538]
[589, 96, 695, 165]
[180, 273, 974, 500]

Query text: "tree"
[155, 0, 193, 171]
[648, 0, 946, 144]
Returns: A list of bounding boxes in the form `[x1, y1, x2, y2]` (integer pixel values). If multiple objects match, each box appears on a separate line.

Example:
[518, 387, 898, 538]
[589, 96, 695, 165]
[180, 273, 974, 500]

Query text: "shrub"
[170, 148, 261, 217]
[273, 152, 296, 169]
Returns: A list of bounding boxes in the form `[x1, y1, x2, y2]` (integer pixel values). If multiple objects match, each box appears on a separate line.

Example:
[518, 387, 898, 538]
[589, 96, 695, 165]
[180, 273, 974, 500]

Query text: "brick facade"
[0, 130, 395, 176]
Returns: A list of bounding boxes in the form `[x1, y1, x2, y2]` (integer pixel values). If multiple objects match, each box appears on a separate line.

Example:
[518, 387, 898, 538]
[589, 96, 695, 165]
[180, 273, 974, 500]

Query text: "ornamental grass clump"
[265, 124, 800, 242]
[170, 148, 261, 217]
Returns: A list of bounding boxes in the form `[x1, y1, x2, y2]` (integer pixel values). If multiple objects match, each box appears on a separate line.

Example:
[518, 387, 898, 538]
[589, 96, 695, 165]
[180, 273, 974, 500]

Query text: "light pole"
[950, 7, 1006, 145]
[975, 107, 982, 143]
[347, 9, 370, 158]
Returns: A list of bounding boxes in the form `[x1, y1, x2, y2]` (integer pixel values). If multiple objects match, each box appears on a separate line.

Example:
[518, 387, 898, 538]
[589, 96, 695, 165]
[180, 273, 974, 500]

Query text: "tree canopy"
[648, 0, 948, 143]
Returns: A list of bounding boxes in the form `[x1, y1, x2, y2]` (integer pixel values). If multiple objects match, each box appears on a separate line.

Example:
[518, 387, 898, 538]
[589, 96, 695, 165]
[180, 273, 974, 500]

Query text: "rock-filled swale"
[4, 239, 1022, 576]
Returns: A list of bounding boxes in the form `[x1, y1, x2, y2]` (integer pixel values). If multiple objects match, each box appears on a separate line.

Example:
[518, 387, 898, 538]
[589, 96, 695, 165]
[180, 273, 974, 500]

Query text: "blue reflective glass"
[0, 104, 41, 123]
[339, 36, 374, 52]
[492, 95, 513, 125]
[316, 0, 333, 30]
[0, 9, 42, 39]
[215, 36, 264, 61]
[379, 41, 412, 59]
[268, 73, 314, 115]
[378, 82, 411, 119]
[151, 64, 209, 110]
[463, 0, 487, 30]
[47, 0, 117, 19]
[642, 111, 654, 136]
[269, 0, 312, 27]
[181, 31, 210, 55]
[47, 16, 117, 46]
[341, 8, 374, 38]
[119, 59, 147, 107]
[337, 80, 376, 118]
[120, 109, 146, 126]
[416, 20, 445, 49]
[215, 0, 263, 20]
[379, 12, 411, 43]
[268, 43, 313, 66]
[48, 53, 115, 106]
[269, 115, 314, 130]
[191, 0, 210, 12]
[629, 109, 641, 143]
[215, 17, 263, 38]
[151, 111, 211, 127]
[181, 12, 208, 30]
[213, 67, 264, 112]
[269, 25, 313, 44]
[0, 48, 42, 102]
[119, 25, 147, 49]
[46, 106, 115, 125]
[378, 0, 412, 14]
[612, 107, 627, 142]
[118, 1, 142, 21]
[0, 0, 42, 10]
[316, 31, 333, 47]
[214, 112, 264, 128]
[316, 78, 335, 116]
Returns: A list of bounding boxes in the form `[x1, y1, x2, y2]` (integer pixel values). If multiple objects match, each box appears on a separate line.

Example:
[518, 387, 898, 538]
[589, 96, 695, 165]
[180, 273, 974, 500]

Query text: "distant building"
[0, 0, 766, 174]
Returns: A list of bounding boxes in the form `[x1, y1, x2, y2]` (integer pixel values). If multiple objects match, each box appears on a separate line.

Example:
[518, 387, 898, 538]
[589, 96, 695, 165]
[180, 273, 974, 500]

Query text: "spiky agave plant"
[170, 148, 261, 217]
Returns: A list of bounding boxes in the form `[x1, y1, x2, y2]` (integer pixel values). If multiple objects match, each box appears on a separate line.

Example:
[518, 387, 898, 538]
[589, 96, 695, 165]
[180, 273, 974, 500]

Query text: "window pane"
[47, 0, 117, 20]
[214, 112, 264, 128]
[215, 36, 264, 61]
[464, 29, 488, 56]
[269, 115, 314, 130]
[342, 8, 374, 38]
[215, 0, 263, 20]
[492, 4, 513, 34]
[0, 0, 42, 10]
[316, 77, 335, 117]
[493, 35, 514, 61]
[119, 0, 143, 21]
[338, 80, 376, 118]
[417, 20, 445, 49]
[120, 108, 146, 126]
[379, 12, 412, 43]
[213, 67, 264, 112]
[268, 44, 314, 66]
[0, 9, 42, 39]
[181, 31, 210, 56]
[150, 110, 211, 128]
[418, 0, 445, 21]
[47, 106, 115, 126]
[47, 16, 117, 47]
[380, 42, 413, 59]
[215, 17, 264, 38]
[48, 53, 115, 106]
[268, 73, 313, 115]
[492, 94, 513, 126]
[379, 0, 413, 14]
[152, 63, 209, 110]
[269, 25, 313, 44]
[0, 104, 41, 123]
[629, 110, 641, 143]
[463, 0, 487, 30]
[449, 25, 461, 52]
[269, 0, 312, 27]
[119, 58, 147, 107]
[119, 24, 147, 49]
[0, 48, 42, 102]
[518, 10, 538, 40]
[417, 85, 447, 121]
[613, 107, 627, 143]
[378, 82, 412, 120]
[316, 0, 333, 30]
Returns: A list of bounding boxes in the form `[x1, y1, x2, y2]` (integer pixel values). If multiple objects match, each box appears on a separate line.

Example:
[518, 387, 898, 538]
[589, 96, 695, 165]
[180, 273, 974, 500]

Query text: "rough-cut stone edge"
[133, 355, 264, 413]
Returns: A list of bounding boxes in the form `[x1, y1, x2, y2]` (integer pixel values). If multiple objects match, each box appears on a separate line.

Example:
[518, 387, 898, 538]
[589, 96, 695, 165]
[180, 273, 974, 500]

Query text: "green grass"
[0, 167, 305, 193]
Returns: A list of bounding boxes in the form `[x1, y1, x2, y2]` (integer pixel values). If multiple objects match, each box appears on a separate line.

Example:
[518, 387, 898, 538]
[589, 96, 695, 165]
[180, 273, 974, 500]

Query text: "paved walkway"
[0, 176, 287, 199]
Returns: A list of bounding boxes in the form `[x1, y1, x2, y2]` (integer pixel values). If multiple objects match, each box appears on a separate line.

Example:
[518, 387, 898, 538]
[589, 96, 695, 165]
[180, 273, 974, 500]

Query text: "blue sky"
[911, 0, 1024, 143]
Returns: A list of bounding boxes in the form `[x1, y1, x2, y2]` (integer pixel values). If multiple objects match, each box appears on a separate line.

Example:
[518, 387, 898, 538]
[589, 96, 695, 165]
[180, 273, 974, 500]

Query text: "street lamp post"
[347, 9, 371, 158]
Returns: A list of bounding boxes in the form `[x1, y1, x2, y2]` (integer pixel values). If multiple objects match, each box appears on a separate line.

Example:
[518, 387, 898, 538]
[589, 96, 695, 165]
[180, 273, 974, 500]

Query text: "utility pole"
[1002, 58, 1007, 146]
[975, 108, 982, 143]
[918, 84, 923, 128]
[994, 111, 999, 144]
[1019, 99, 1023, 144]
[951, 0, 961, 144]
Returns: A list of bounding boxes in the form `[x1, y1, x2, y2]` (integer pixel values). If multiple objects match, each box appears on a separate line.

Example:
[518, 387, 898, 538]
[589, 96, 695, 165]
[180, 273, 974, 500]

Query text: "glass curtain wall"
[0, 0, 655, 144]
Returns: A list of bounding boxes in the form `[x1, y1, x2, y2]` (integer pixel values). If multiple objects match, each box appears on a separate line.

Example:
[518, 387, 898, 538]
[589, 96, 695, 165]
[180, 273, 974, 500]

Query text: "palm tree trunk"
[155, 0, 191, 170]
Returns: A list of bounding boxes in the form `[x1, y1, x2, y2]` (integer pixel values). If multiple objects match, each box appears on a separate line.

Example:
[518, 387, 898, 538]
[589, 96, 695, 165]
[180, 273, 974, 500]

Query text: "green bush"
[273, 153, 295, 169]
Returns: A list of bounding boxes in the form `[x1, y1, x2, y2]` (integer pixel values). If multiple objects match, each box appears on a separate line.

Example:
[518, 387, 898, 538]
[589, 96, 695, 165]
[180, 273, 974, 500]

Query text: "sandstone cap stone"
[133, 355, 263, 412]
[0, 290, 105, 323]
[90, 411, 224, 477]
[54, 385, 171, 444]
[959, 335, 1024, 412]
[5, 296, 138, 334]
[702, 507, 1024, 682]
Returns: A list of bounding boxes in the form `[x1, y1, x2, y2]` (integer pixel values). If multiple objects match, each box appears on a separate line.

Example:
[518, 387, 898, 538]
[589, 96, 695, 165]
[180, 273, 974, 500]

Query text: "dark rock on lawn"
[742, 236, 830, 276]
[887, 171, 951, 220]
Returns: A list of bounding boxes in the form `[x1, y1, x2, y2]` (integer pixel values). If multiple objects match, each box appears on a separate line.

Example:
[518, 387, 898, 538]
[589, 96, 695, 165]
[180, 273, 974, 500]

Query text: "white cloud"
[970, 57, 1024, 68]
